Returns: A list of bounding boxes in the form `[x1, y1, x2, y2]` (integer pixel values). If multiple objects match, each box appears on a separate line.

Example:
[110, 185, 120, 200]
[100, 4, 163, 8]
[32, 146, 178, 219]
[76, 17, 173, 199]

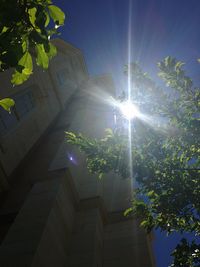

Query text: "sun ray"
[127, 0, 133, 182]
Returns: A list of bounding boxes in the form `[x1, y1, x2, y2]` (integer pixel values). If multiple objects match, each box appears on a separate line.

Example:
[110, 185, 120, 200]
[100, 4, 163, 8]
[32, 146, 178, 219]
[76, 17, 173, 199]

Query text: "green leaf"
[1, 26, 9, 33]
[124, 207, 133, 216]
[28, 7, 37, 27]
[48, 5, 65, 25]
[140, 220, 148, 227]
[11, 71, 29, 85]
[105, 128, 113, 136]
[147, 190, 155, 197]
[175, 61, 184, 71]
[19, 52, 33, 74]
[22, 41, 27, 53]
[45, 12, 50, 27]
[47, 43, 57, 59]
[35, 44, 49, 69]
[0, 98, 15, 112]
[98, 173, 103, 179]
[11, 52, 33, 85]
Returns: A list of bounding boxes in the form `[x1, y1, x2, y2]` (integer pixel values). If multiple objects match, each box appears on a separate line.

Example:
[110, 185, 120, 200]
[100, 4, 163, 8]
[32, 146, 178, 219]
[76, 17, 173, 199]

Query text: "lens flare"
[67, 153, 77, 165]
[119, 101, 140, 120]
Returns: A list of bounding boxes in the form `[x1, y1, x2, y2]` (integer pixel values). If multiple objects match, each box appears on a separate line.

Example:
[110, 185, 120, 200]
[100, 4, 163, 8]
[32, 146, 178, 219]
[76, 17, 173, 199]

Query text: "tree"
[0, 0, 65, 111]
[66, 57, 200, 266]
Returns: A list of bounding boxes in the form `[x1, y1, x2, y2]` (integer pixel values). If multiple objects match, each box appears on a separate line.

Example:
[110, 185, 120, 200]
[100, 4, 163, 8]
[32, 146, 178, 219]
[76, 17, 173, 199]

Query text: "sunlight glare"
[119, 101, 140, 120]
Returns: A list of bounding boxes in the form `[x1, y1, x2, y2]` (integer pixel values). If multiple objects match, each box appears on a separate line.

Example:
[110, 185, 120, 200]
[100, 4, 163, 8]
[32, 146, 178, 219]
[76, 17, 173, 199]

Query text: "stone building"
[0, 39, 156, 266]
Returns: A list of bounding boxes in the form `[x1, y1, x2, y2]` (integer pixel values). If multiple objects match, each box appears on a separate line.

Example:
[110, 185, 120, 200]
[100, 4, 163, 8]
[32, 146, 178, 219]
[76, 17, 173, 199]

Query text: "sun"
[119, 101, 140, 120]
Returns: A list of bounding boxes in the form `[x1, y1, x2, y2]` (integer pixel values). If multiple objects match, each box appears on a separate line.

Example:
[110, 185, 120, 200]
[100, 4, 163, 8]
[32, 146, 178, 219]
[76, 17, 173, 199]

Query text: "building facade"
[0, 39, 155, 266]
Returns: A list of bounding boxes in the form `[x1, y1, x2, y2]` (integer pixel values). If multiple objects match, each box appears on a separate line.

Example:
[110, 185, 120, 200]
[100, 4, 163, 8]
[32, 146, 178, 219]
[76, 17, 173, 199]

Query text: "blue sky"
[55, 1, 200, 266]
[57, 0, 200, 91]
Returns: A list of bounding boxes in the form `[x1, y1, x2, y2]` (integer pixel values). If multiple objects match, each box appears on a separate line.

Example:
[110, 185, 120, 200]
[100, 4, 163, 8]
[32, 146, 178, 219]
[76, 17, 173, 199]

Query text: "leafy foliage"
[0, 98, 15, 112]
[66, 57, 200, 266]
[170, 239, 200, 267]
[0, 0, 65, 110]
[66, 129, 130, 179]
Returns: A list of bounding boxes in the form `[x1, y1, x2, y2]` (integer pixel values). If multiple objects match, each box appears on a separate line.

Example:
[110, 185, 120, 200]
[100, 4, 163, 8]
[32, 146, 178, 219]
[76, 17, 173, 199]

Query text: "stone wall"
[0, 170, 155, 267]
[0, 39, 88, 181]
[0, 170, 78, 267]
